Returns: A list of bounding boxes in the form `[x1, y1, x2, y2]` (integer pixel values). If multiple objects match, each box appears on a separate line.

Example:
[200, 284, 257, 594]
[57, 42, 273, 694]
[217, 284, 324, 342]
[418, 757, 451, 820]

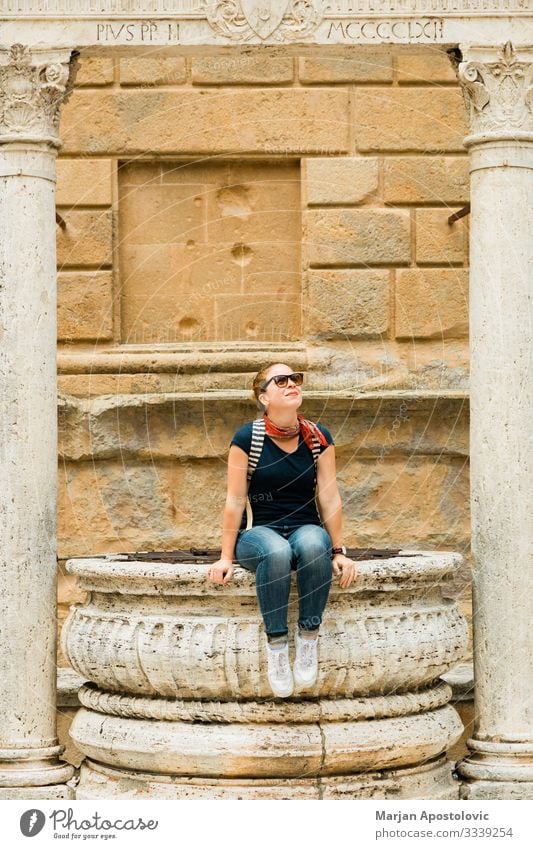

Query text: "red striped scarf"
[263, 413, 329, 453]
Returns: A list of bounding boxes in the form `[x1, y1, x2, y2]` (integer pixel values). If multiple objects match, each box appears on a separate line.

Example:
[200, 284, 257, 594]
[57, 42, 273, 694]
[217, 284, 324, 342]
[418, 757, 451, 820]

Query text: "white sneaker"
[266, 642, 294, 698]
[293, 630, 319, 688]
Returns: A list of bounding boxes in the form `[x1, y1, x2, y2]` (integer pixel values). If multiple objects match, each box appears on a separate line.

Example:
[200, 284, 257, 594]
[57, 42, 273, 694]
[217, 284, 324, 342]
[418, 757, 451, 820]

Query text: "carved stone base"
[460, 781, 533, 800]
[0, 749, 74, 788]
[458, 740, 533, 799]
[0, 782, 77, 800]
[69, 698, 462, 788]
[76, 756, 458, 800]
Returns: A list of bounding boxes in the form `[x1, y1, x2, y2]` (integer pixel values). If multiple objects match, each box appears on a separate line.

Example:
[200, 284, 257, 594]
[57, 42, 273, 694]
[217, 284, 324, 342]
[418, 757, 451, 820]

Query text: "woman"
[207, 363, 357, 698]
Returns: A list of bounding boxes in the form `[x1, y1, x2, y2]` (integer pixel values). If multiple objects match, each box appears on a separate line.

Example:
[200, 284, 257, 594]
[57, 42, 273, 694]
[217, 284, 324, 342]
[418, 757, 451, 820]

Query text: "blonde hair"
[251, 363, 290, 413]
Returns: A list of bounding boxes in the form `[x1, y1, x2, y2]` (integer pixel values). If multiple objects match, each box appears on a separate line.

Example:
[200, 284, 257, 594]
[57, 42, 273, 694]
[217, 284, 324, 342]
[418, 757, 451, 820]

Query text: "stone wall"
[56, 47, 471, 663]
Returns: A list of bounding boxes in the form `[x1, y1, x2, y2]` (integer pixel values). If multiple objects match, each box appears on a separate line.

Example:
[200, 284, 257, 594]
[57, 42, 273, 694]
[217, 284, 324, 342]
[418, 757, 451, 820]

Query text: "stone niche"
[118, 159, 301, 345]
[62, 550, 468, 799]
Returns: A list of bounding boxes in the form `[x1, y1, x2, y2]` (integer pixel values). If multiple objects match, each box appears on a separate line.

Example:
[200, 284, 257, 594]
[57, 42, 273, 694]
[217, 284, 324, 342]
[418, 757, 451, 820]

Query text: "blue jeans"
[235, 524, 333, 640]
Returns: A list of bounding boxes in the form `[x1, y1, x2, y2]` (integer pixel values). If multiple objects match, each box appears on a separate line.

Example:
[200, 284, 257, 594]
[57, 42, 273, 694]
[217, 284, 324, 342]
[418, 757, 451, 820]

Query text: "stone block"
[56, 159, 113, 206]
[305, 270, 389, 338]
[57, 271, 113, 341]
[58, 459, 227, 556]
[192, 56, 294, 84]
[76, 57, 114, 87]
[416, 208, 467, 264]
[215, 293, 301, 342]
[119, 57, 187, 86]
[56, 209, 113, 267]
[299, 51, 393, 83]
[304, 157, 379, 205]
[60, 89, 350, 155]
[395, 269, 468, 339]
[397, 50, 458, 84]
[304, 209, 411, 266]
[336, 454, 470, 550]
[354, 89, 466, 152]
[384, 156, 469, 205]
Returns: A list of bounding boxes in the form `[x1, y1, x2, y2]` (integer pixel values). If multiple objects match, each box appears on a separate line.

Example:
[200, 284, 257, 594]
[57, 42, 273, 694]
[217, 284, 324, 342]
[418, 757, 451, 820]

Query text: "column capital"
[0, 44, 78, 149]
[455, 42, 533, 147]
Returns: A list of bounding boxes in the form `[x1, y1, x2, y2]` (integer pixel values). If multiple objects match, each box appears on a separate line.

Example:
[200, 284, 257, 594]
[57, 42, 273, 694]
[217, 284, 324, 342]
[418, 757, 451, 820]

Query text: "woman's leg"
[235, 526, 293, 640]
[287, 524, 333, 634]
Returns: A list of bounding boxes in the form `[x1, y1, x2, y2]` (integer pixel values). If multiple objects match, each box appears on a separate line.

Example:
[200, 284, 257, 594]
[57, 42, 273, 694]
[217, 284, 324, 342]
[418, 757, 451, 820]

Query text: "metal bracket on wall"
[448, 204, 470, 225]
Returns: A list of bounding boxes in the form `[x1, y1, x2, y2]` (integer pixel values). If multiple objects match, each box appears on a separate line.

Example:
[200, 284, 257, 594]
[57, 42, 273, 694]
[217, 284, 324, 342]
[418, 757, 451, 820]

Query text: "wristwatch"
[331, 545, 347, 557]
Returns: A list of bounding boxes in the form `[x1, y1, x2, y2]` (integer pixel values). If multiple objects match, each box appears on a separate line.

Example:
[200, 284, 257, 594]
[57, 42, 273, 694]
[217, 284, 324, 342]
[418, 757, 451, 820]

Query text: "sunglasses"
[260, 372, 304, 390]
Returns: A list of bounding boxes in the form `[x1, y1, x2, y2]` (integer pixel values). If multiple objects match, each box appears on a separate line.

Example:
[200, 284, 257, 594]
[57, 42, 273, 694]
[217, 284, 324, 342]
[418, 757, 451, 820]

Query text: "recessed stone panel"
[119, 160, 301, 343]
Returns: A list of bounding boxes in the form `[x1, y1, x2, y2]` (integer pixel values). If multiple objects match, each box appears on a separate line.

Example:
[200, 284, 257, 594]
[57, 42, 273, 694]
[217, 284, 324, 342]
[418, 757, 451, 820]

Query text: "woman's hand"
[332, 553, 358, 589]
[206, 557, 234, 585]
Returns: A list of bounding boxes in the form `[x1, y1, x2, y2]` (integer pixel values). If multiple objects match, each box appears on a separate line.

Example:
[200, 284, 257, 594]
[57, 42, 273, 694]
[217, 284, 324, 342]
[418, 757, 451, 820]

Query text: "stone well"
[62, 550, 468, 800]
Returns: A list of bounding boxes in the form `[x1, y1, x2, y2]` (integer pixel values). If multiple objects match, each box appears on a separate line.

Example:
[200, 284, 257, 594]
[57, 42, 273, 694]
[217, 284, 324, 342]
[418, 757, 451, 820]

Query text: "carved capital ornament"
[457, 42, 533, 143]
[0, 44, 78, 147]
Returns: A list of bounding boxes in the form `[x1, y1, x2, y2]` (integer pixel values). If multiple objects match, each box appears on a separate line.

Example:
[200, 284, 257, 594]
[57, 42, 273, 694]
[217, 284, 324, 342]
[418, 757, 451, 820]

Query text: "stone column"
[454, 42, 533, 799]
[0, 44, 78, 798]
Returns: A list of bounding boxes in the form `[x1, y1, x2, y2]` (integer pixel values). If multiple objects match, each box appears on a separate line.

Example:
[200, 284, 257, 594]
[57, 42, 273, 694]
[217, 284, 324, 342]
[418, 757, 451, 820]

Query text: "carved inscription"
[96, 21, 180, 42]
[325, 18, 444, 41]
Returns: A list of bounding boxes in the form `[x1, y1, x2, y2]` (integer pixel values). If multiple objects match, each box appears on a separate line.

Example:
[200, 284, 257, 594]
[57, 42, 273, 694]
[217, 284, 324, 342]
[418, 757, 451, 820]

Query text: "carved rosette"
[63, 551, 467, 798]
[0, 44, 78, 146]
[457, 42, 533, 143]
[205, 0, 322, 43]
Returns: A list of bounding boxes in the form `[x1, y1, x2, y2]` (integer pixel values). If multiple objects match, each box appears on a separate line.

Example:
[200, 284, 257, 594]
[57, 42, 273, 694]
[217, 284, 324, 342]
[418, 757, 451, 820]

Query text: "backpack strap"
[247, 418, 265, 483]
[310, 432, 321, 485]
[245, 418, 266, 529]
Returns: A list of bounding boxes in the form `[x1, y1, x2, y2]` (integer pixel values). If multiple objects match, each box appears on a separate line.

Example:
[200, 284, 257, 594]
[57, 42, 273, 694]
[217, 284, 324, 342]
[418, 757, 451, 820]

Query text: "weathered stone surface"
[63, 553, 467, 699]
[118, 159, 300, 343]
[395, 269, 469, 339]
[76, 757, 458, 800]
[354, 89, 467, 152]
[304, 209, 411, 265]
[62, 552, 466, 797]
[60, 89, 350, 154]
[304, 157, 379, 205]
[0, 49, 78, 792]
[57, 458, 227, 556]
[56, 209, 113, 267]
[70, 705, 461, 776]
[119, 57, 187, 86]
[76, 57, 114, 87]
[57, 394, 469, 463]
[335, 454, 470, 550]
[384, 156, 469, 204]
[57, 272, 113, 341]
[299, 52, 393, 83]
[416, 208, 467, 264]
[56, 158, 113, 207]
[305, 269, 389, 338]
[192, 56, 294, 84]
[397, 50, 458, 84]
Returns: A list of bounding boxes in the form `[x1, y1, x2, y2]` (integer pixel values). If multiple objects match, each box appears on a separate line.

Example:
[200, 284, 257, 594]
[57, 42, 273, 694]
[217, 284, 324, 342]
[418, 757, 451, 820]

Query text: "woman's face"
[259, 363, 303, 415]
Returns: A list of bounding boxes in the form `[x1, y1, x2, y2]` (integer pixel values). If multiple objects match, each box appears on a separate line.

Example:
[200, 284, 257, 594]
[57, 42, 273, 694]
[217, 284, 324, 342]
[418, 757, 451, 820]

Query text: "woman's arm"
[207, 444, 249, 585]
[316, 445, 357, 589]
[316, 445, 343, 544]
[220, 445, 249, 560]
